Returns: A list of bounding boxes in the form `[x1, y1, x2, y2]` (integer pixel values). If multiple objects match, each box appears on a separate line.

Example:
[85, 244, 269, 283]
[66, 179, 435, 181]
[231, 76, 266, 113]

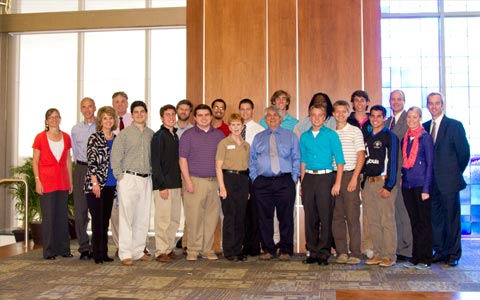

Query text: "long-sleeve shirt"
[151, 125, 181, 190]
[249, 126, 301, 182]
[300, 126, 345, 170]
[84, 131, 116, 192]
[363, 126, 399, 191]
[110, 123, 154, 180]
[401, 130, 434, 194]
[71, 120, 96, 162]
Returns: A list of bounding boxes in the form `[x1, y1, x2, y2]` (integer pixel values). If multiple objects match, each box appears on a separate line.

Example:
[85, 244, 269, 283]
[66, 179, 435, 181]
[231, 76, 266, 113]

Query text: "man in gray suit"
[384, 90, 412, 262]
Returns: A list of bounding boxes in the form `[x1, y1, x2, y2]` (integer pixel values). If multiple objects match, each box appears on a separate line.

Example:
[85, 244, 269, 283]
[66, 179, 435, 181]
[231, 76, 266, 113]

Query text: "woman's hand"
[92, 184, 101, 198]
[421, 193, 430, 201]
[35, 180, 43, 195]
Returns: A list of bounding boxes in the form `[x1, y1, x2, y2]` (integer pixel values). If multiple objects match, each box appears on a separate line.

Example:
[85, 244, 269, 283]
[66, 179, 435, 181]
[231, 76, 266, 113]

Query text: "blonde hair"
[96, 106, 118, 131]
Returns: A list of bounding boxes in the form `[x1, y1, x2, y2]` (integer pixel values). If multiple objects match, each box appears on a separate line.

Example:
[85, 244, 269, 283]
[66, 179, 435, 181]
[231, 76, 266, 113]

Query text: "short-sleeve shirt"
[216, 136, 250, 171]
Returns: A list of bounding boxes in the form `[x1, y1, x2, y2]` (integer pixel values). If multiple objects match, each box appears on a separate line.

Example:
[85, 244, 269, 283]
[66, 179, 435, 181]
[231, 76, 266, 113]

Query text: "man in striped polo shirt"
[331, 100, 365, 265]
[179, 104, 225, 261]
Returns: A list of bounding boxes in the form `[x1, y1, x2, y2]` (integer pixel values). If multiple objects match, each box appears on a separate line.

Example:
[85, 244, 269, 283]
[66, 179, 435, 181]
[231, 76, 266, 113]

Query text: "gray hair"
[264, 105, 284, 118]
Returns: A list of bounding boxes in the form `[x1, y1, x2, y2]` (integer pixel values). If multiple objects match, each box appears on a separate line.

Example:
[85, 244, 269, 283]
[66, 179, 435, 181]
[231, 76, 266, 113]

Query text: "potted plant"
[10, 157, 76, 244]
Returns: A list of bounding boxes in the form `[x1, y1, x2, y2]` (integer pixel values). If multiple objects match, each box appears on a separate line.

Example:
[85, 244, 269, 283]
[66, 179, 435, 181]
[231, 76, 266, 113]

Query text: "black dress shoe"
[447, 258, 459, 267]
[45, 256, 56, 260]
[62, 253, 74, 258]
[225, 255, 238, 261]
[237, 255, 247, 261]
[396, 254, 411, 262]
[302, 257, 319, 264]
[94, 259, 103, 264]
[79, 251, 91, 260]
[318, 258, 329, 266]
[432, 255, 446, 263]
[102, 256, 114, 262]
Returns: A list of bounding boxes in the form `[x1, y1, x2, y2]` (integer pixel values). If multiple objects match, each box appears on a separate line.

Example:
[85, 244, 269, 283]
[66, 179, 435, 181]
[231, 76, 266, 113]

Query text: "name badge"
[227, 145, 236, 150]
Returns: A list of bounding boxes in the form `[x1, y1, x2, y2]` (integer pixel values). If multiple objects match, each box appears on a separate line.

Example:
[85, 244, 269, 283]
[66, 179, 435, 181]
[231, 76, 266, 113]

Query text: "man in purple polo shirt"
[179, 104, 225, 261]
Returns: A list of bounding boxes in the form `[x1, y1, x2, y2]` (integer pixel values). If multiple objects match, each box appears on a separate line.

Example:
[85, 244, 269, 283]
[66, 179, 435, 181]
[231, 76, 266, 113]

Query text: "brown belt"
[367, 175, 386, 182]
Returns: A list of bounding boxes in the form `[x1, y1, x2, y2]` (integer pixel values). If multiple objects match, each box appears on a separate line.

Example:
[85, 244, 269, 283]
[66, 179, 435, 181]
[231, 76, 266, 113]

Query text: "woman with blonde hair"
[84, 106, 118, 264]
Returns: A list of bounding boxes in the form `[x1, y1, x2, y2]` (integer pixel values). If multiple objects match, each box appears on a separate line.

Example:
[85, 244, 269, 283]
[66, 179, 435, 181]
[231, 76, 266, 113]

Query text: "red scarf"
[402, 125, 424, 169]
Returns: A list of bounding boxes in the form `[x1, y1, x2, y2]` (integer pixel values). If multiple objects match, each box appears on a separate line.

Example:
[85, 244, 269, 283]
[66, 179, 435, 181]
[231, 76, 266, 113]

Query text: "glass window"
[18, 0, 78, 13]
[150, 28, 186, 131]
[381, 0, 438, 14]
[83, 30, 146, 110]
[444, 0, 480, 12]
[18, 33, 78, 159]
[84, 0, 145, 10]
[151, 0, 186, 7]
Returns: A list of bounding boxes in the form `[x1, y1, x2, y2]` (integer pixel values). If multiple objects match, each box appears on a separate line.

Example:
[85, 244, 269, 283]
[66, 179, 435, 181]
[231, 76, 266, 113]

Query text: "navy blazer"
[423, 116, 470, 194]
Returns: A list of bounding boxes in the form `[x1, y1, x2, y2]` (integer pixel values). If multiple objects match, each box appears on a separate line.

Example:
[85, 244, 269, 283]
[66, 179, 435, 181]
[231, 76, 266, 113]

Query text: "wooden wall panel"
[363, 0, 382, 105]
[298, 0, 363, 119]
[205, 0, 266, 118]
[186, 0, 203, 108]
[268, 0, 297, 119]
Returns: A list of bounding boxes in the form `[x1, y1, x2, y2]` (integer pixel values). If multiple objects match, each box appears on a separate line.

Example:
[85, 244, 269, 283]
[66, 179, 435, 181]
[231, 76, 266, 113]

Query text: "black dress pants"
[87, 186, 115, 260]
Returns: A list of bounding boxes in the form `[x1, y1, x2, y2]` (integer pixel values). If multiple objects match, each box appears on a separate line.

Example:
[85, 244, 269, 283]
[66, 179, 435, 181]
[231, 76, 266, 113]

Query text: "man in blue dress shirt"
[249, 105, 300, 261]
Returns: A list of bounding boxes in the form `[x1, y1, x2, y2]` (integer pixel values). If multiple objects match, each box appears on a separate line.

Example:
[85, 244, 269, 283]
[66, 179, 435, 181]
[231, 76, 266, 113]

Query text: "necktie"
[431, 120, 436, 142]
[241, 124, 246, 140]
[119, 116, 125, 131]
[390, 117, 396, 130]
[270, 133, 280, 174]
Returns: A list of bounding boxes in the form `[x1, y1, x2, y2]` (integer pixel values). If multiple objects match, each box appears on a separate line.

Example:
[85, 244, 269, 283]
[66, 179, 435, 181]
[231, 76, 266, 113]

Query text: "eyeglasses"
[48, 116, 61, 120]
[213, 106, 225, 111]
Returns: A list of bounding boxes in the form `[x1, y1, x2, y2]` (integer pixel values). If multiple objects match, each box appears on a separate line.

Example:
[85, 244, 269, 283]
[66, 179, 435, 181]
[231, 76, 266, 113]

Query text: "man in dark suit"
[423, 92, 470, 267]
[384, 90, 412, 262]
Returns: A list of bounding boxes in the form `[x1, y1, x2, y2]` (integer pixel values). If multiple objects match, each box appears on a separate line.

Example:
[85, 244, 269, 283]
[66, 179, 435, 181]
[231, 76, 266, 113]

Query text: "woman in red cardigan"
[32, 108, 73, 260]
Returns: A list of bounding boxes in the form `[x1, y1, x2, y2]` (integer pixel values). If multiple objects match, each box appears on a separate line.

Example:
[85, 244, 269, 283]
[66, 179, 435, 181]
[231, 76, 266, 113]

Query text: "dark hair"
[308, 92, 333, 117]
[96, 106, 118, 132]
[350, 90, 370, 111]
[370, 105, 386, 117]
[112, 91, 128, 100]
[211, 98, 227, 110]
[390, 89, 405, 102]
[270, 90, 291, 111]
[160, 104, 176, 117]
[239, 98, 254, 109]
[193, 104, 212, 116]
[427, 92, 444, 105]
[130, 101, 148, 114]
[176, 99, 193, 110]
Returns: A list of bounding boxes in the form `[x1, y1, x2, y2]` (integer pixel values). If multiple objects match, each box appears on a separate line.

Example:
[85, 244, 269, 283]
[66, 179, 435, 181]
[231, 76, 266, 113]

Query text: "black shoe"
[396, 254, 411, 262]
[144, 247, 151, 256]
[447, 258, 459, 267]
[225, 255, 238, 261]
[237, 255, 247, 262]
[62, 253, 74, 258]
[302, 257, 319, 264]
[432, 254, 447, 264]
[318, 258, 329, 266]
[103, 256, 114, 262]
[80, 251, 92, 260]
[94, 259, 103, 264]
[45, 256, 56, 260]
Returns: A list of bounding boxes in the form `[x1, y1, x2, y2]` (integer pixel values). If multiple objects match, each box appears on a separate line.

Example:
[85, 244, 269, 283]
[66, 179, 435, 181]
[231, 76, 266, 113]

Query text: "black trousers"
[86, 186, 115, 260]
[40, 190, 70, 258]
[431, 183, 462, 260]
[253, 174, 296, 256]
[402, 187, 432, 264]
[243, 178, 261, 256]
[221, 173, 249, 257]
[301, 173, 335, 260]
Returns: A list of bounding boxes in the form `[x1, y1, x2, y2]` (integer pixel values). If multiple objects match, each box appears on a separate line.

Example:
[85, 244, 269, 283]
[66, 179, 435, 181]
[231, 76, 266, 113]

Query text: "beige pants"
[183, 176, 220, 255]
[362, 180, 397, 260]
[154, 188, 182, 256]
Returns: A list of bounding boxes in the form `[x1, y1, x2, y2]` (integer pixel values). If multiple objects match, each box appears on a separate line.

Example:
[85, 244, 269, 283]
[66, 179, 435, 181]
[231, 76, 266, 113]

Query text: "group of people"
[31, 88, 470, 270]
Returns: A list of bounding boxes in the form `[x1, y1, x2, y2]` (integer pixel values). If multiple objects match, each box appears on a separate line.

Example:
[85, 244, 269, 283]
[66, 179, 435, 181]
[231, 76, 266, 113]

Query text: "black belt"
[264, 173, 291, 179]
[125, 170, 150, 178]
[76, 160, 87, 166]
[223, 169, 249, 176]
[333, 169, 355, 173]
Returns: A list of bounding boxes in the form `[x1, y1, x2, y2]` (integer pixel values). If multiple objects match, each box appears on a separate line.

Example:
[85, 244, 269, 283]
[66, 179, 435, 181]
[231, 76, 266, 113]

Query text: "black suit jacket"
[423, 116, 470, 194]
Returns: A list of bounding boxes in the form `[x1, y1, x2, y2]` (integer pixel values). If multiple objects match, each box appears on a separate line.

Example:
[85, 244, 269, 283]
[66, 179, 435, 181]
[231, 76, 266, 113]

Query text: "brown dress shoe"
[138, 254, 151, 261]
[156, 254, 172, 263]
[259, 252, 274, 260]
[168, 251, 181, 260]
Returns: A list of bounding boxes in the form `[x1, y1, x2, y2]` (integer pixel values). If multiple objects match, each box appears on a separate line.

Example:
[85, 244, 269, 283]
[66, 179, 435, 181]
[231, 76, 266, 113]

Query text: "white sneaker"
[403, 262, 417, 269]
